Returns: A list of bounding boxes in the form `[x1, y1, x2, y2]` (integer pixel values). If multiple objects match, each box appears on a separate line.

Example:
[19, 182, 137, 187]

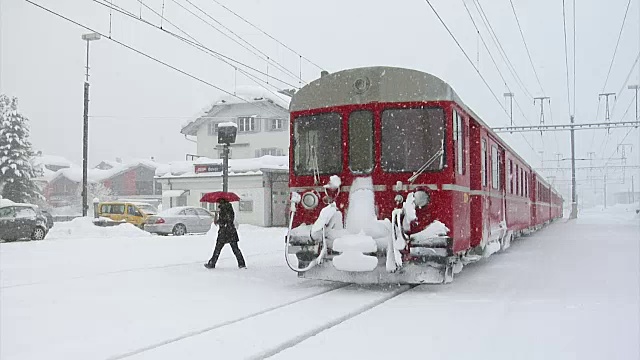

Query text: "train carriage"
[285, 66, 562, 284]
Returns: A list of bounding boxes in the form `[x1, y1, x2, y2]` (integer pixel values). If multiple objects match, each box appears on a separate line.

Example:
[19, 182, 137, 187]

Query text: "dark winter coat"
[215, 201, 239, 244]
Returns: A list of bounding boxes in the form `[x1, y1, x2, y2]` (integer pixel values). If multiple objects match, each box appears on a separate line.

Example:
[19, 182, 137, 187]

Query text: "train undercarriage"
[285, 177, 534, 284]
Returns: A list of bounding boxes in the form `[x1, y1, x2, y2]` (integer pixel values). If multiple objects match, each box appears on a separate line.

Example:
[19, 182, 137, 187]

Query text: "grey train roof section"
[290, 66, 558, 197]
[290, 66, 484, 127]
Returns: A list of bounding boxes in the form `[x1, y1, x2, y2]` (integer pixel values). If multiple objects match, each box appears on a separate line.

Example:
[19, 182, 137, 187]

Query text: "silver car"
[143, 206, 214, 236]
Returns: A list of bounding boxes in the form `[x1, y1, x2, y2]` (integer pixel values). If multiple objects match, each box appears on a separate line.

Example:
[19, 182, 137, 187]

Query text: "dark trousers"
[208, 241, 246, 268]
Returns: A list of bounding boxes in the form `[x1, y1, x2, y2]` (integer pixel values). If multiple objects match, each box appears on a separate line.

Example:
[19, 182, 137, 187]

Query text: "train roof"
[291, 66, 560, 197]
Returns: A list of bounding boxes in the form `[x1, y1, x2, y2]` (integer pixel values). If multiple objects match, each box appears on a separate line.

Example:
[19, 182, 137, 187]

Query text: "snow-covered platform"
[1, 205, 638, 359]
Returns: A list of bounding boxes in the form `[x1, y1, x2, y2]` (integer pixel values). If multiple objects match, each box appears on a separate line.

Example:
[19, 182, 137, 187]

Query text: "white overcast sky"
[1, 0, 639, 197]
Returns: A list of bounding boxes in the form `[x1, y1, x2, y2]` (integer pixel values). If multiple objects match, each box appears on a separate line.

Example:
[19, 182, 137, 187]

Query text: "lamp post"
[81, 32, 100, 216]
[217, 123, 238, 192]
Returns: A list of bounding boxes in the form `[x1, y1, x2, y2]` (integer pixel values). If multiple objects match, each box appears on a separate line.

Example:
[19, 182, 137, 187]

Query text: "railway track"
[108, 284, 418, 360]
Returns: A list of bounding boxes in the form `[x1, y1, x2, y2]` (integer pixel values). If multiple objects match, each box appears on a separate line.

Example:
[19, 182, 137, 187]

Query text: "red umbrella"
[200, 191, 241, 203]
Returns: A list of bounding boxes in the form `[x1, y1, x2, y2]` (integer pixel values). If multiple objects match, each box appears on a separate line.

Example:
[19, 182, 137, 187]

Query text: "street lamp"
[81, 32, 100, 216]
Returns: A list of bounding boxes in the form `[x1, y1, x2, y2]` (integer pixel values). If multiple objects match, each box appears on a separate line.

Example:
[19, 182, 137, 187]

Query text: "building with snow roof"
[181, 86, 290, 160]
[44, 160, 163, 208]
[155, 155, 289, 227]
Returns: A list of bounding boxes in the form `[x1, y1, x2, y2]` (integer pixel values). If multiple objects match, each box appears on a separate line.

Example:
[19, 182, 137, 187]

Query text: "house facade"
[181, 88, 290, 160]
[44, 160, 163, 209]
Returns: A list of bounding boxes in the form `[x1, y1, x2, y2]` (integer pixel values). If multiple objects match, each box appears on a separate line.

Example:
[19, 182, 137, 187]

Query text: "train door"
[468, 119, 488, 249]
[488, 139, 506, 242]
[451, 109, 470, 252]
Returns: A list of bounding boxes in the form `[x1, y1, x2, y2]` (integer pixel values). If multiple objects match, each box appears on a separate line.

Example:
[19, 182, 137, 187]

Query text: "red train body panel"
[285, 67, 562, 284]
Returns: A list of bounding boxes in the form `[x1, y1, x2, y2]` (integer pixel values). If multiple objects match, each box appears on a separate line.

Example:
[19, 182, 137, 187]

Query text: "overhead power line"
[210, 0, 324, 72]
[425, 0, 541, 161]
[24, 0, 281, 116]
[174, 0, 303, 85]
[561, 0, 572, 115]
[472, 0, 534, 100]
[600, 0, 632, 93]
[508, 0, 545, 95]
[94, 0, 301, 107]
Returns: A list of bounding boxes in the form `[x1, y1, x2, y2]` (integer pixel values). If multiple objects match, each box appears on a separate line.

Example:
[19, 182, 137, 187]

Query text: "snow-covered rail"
[111, 284, 417, 360]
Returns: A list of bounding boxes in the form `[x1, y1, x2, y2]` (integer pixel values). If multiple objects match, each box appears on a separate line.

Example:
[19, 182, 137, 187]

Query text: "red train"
[285, 66, 563, 284]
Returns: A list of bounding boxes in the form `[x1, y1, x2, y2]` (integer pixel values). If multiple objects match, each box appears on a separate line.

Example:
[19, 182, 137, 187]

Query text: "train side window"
[491, 145, 499, 189]
[508, 160, 513, 194]
[515, 165, 520, 195]
[481, 139, 487, 187]
[348, 111, 374, 174]
[520, 168, 524, 196]
[453, 110, 464, 175]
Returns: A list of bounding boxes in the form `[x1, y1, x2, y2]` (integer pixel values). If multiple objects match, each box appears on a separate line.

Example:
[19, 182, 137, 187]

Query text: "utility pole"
[81, 33, 100, 217]
[604, 170, 608, 209]
[569, 115, 577, 219]
[599, 92, 616, 133]
[628, 84, 639, 207]
[534, 96, 551, 124]
[588, 151, 596, 188]
[538, 151, 544, 168]
[504, 92, 514, 127]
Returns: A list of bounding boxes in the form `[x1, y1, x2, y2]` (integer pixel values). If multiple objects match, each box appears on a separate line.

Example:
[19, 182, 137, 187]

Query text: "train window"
[520, 168, 524, 196]
[293, 112, 343, 175]
[508, 160, 513, 194]
[515, 165, 520, 195]
[453, 110, 465, 175]
[491, 145, 499, 189]
[481, 139, 487, 187]
[380, 107, 445, 173]
[349, 111, 374, 174]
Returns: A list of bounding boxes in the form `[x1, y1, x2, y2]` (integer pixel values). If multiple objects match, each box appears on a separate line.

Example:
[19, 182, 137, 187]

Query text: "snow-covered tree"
[0, 95, 43, 203]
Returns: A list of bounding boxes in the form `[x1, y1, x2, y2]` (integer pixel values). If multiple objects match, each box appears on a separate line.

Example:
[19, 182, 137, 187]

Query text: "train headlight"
[301, 192, 319, 210]
[413, 190, 430, 208]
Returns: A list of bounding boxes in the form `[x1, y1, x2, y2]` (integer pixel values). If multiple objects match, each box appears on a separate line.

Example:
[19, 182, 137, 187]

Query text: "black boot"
[204, 259, 215, 269]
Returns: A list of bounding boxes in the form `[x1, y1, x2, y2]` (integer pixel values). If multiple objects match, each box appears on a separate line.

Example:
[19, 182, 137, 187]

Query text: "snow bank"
[46, 217, 151, 239]
[576, 203, 640, 225]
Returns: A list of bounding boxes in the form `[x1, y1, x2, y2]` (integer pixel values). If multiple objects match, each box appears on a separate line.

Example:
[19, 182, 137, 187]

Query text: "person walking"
[204, 198, 246, 269]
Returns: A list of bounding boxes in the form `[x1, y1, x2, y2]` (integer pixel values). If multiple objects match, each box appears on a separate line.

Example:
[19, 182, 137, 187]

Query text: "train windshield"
[293, 112, 343, 175]
[381, 107, 445, 173]
[348, 111, 374, 174]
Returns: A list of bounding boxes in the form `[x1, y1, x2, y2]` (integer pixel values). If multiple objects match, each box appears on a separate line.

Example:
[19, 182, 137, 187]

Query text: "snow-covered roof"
[181, 86, 290, 136]
[49, 160, 164, 184]
[156, 155, 289, 179]
[31, 155, 74, 168]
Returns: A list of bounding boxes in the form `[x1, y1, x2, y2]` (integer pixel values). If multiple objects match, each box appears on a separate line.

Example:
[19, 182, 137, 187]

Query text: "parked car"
[144, 206, 214, 236]
[97, 201, 157, 228]
[40, 209, 54, 229]
[0, 203, 49, 241]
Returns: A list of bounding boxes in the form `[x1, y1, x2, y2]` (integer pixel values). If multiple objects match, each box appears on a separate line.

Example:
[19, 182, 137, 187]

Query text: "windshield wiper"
[408, 137, 445, 184]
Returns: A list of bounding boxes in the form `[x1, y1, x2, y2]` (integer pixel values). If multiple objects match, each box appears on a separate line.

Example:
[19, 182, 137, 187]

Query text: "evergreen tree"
[0, 95, 43, 203]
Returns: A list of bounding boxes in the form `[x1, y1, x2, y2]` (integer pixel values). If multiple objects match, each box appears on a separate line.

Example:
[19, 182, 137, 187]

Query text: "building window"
[208, 122, 219, 136]
[270, 118, 284, 131]
[239, 200, 253, 212]
[201, 194, 218, 212]
[255, 148, 284, 157]
[237, 116, 259, 132]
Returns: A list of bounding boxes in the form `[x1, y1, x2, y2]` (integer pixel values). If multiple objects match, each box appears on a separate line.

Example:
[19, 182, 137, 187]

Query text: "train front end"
[286, 67, 465, 284]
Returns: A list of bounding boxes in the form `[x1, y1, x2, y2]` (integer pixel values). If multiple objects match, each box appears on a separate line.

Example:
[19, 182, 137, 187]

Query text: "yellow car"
[97, 202, 157, 228]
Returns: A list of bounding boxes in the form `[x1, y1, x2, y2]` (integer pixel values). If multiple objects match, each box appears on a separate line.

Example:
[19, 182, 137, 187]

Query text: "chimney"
[320, 70, 329, 78]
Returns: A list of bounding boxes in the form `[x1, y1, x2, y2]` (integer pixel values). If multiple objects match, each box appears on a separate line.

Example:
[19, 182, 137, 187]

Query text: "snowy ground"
[1, 205, 638, 360]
